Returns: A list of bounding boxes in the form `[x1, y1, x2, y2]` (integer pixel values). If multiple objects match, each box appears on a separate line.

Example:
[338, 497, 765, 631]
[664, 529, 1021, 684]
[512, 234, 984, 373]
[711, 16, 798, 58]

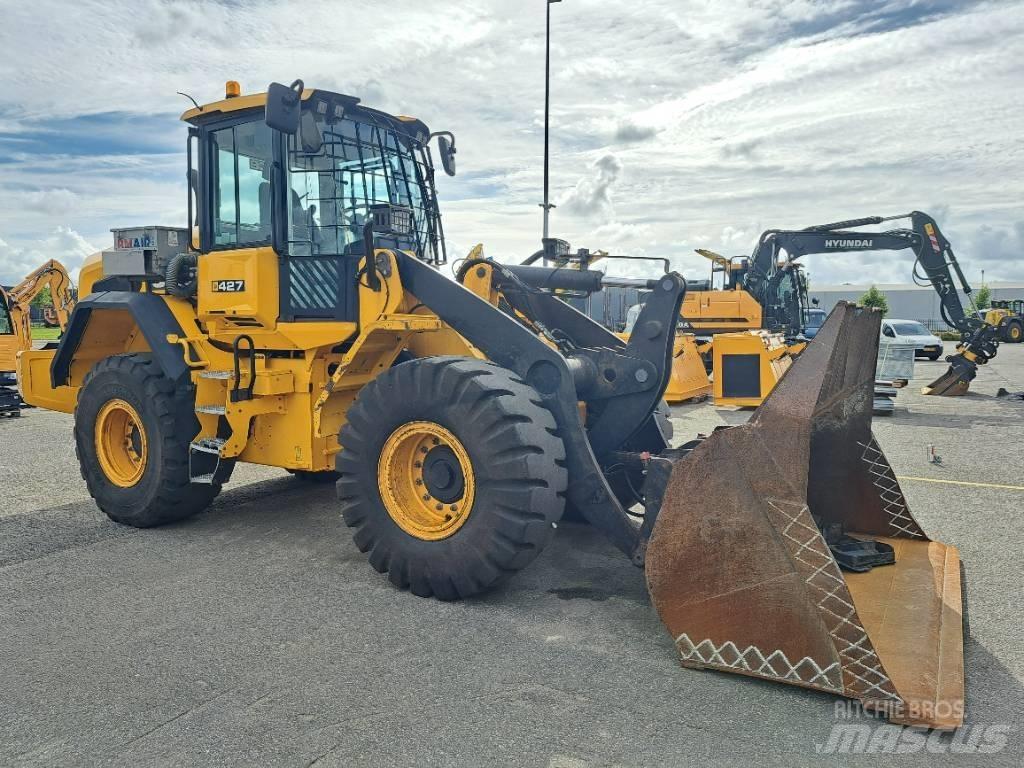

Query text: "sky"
[0, 0, 1022, 289]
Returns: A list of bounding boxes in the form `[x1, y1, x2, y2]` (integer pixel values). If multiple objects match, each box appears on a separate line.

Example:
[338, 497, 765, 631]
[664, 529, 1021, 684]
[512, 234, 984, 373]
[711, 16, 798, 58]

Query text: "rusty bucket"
[646, 302, 965, 729]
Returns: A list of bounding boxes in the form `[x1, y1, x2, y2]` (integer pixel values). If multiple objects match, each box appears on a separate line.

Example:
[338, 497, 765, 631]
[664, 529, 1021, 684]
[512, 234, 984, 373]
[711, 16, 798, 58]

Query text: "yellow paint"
[377, 421, 476, 541]
[896, 476, 1024, 492]
[94, 399, 148, 487]
[711, 331, 796, 407]
[681, 288, 763, 333]
[199, 246, 280, 329]
[180, 88, 315, 124]
[16, 350, 77, 412]
[664, 334, 711, 403]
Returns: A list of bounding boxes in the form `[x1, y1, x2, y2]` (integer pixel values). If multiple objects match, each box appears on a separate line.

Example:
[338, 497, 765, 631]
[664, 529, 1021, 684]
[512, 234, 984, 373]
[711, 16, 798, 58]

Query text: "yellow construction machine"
[0, 259, 75, 415]
[981, 300, 1023, 343]
[18, 80, 965, 728]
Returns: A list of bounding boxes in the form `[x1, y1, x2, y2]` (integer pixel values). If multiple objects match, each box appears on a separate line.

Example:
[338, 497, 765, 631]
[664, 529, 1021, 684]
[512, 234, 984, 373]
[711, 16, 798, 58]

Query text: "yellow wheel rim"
[378, 421, 475, 541]
[95, 399, 148, 488]
[1011, 326, 1022, 341]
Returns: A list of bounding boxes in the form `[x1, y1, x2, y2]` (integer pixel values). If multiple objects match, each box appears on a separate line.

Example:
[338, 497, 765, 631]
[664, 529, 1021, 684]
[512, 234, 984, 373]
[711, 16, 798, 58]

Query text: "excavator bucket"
[922, 354, 976, 396]
[664, 334, 712, 403]
[646, 302, 965, 729]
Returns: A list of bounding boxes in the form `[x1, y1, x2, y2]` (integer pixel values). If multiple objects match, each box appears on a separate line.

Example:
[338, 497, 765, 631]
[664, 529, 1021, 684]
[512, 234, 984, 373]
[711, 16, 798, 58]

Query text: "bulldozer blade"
[922, 354, 976, 396]
[646, 302, 965, 730]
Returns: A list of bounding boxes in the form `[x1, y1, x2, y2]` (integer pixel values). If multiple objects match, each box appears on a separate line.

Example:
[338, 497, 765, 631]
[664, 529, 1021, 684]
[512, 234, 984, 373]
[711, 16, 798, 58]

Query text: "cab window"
[0, 300, 12, 335]
[210, 121, 273, 248]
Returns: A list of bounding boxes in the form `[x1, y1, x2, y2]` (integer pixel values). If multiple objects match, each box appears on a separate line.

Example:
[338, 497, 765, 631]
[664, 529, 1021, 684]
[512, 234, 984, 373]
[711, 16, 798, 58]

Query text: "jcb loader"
[18, 80, 965, 729]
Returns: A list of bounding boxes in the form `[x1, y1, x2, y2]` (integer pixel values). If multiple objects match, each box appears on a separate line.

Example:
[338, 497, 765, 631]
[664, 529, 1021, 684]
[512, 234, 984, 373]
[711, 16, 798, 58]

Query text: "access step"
[195, 404, 227, 415]
[191, 437, 227, 455]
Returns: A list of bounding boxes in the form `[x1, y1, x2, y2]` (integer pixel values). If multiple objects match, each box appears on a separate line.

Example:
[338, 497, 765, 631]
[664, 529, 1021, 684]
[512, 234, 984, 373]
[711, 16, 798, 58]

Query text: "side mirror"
[431, 132, 457, 176]
[882, 326, 895, 337]
[265, 80, 304, 135]
[299, 110, 323, 153]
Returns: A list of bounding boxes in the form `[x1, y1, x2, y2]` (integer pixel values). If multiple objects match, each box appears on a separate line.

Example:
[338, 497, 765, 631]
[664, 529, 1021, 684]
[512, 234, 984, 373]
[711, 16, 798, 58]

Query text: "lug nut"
[435, 503, 443, 510]
[422, 493, 430, 501]
[415, 478, 423, 485]
[414, 461, 422, 468]
[431, 437, 440, 445]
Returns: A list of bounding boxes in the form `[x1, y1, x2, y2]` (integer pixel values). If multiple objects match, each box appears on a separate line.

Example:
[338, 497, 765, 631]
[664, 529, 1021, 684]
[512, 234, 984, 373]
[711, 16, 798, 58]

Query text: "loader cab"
[185, 84, 447, 326]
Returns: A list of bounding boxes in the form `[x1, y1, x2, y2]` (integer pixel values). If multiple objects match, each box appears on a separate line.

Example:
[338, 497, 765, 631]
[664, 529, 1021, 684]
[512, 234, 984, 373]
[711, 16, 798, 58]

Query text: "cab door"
[197, 116, 279, 329]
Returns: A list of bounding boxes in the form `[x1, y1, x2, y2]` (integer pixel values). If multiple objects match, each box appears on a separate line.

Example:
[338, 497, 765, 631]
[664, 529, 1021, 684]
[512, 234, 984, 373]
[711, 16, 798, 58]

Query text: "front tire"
[75, 353, 224, 527]
[1003, 321, 1023, 343]
[337, 357, 567, 599]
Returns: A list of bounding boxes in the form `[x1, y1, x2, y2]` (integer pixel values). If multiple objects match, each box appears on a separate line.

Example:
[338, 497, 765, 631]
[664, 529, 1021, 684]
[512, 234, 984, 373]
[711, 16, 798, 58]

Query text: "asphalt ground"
[1, 343, 1022, 767]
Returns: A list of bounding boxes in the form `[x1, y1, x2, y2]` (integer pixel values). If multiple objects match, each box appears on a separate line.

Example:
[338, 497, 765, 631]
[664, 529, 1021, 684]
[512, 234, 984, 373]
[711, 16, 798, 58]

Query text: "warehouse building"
[808, 282, 1024, 331]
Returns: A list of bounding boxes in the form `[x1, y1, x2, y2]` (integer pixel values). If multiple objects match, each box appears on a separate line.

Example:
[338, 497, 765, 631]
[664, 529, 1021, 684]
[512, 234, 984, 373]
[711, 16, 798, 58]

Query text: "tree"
[30, 285, 52, 308]
[974, 283, 991, 310]
[859, 285, 889, 317]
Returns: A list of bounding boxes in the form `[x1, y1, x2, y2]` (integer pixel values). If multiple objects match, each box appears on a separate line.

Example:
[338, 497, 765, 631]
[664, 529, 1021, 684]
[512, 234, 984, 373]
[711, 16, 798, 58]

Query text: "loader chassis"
[16, 81, 966, 729]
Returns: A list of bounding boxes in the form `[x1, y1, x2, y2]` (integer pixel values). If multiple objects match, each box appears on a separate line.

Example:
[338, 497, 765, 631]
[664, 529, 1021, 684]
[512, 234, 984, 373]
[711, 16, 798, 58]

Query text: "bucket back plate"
[645, 302, 965, 729]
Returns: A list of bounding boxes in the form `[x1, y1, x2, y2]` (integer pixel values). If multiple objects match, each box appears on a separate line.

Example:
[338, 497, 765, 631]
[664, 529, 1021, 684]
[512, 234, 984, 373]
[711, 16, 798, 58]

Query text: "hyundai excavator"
[16, 80, 965, 728]
[691, 212, 1002, 396]
[0, 259, 75, 415]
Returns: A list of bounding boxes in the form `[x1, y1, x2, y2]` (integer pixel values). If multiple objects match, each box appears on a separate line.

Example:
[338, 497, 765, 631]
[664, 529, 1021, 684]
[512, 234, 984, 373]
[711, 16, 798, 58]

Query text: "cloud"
[0, 227, 96, 285]
[559, 153, 622, 220]
[0, 0, 1019, 289]
[23, 188, 79, 216]
[614, 120, 659, 143]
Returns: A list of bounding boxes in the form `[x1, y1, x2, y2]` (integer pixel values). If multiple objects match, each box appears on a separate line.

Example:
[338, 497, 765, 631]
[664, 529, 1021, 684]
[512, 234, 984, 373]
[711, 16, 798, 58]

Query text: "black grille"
[286, 257, 341, 316]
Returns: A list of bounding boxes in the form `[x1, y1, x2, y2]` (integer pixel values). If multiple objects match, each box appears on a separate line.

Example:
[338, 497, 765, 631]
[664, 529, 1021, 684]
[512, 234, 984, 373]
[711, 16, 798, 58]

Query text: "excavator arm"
[6, 259, 76, 336]
[739, 212, 1000, 394]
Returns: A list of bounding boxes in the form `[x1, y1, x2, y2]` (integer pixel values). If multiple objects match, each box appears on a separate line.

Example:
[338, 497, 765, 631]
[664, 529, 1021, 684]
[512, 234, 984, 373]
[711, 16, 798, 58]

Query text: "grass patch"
[31, 326, 62, 341]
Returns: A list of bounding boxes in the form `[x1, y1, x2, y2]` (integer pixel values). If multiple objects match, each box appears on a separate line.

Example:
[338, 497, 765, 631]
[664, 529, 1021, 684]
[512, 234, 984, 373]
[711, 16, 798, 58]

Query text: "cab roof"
[180, 85, 431, 144]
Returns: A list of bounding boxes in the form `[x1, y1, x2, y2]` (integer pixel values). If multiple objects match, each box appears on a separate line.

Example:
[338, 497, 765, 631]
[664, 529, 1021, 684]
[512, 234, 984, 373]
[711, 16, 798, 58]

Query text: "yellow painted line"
[896, 476, 1024, 492]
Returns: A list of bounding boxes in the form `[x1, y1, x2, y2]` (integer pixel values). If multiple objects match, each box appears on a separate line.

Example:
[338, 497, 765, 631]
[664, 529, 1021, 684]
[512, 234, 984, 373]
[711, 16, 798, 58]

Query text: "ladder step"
[192, 473, 215, 485]
[195, 404, 227, 415]
[191, 437, 227, 455]
[200, 370, 234, 380]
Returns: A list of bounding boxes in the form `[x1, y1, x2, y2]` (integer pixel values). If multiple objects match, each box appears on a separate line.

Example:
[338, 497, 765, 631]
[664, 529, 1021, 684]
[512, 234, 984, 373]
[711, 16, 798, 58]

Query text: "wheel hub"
[94, 398, 148, 488]
[377, 421, 476, 540]
[423, 445, 465, 503]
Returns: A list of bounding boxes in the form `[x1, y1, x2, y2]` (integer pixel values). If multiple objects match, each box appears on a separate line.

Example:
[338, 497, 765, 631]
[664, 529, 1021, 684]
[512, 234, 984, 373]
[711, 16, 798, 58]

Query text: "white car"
[880, 319, 944, 360]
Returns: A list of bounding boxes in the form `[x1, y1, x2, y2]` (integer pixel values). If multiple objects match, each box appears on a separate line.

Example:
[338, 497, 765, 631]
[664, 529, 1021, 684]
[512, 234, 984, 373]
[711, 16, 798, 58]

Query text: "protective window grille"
[286, 114, 445, 265]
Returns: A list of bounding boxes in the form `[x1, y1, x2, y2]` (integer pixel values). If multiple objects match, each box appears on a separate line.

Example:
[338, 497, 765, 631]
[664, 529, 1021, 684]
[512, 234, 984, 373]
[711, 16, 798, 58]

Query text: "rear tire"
[75, 353, 224, 527]
[337, 356, 567, 599]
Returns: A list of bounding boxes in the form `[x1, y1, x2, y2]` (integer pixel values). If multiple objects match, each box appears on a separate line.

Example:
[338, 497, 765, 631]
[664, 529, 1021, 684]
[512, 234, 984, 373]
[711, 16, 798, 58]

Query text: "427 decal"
[211, 280, 246, 293]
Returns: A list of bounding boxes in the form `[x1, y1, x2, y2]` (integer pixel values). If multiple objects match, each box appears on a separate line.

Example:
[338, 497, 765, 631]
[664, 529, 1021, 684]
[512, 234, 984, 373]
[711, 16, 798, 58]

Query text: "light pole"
[540, 0, 561, 242]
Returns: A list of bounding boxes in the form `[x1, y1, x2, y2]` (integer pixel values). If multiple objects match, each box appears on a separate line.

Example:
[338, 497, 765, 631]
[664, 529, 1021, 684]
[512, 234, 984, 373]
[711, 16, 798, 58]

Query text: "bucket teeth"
[646, 302, 965, 730]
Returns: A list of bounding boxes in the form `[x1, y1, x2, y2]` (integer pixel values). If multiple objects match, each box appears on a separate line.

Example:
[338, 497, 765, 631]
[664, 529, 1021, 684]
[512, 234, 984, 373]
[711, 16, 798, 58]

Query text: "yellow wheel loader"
[982, 300, 1024, 343]
[18, 80, 965, 729]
